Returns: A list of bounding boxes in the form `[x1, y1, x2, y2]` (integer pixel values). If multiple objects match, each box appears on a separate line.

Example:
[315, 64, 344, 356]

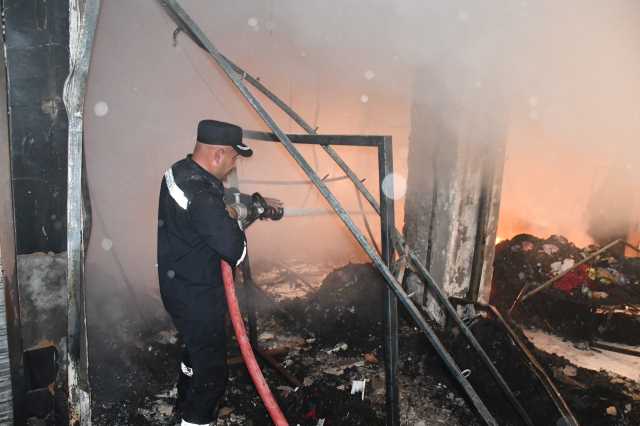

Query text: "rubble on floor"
[90, 262, 478, 425]
[490, 233, 640, 424]
[523, 329, 640, 382]
[89, 256, 640, 425]
[531, 342, 640, 425]
[252, 258, 338, 302]
[491, 234, 640, 344]
[277, 263, 386, 350]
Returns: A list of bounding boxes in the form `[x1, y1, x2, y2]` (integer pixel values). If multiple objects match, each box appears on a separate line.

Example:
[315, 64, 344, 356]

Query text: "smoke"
[186, 0, 640, 246]
[494, 1, 640, 246]
[83, 0, 640, 346]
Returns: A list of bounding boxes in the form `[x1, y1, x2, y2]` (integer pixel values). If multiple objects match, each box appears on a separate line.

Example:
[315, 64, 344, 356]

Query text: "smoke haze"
[84, 0, 640, 320]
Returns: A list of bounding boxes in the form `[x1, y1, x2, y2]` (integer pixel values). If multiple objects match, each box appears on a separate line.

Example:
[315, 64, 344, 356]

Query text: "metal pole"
[63, 1, 100, 424]
[379, 138, 399, 426]
[283, 207, 378, 218]
[159, 2, 497, 424]
[239, 175, 349, 186]
[591, 341, 640, 358]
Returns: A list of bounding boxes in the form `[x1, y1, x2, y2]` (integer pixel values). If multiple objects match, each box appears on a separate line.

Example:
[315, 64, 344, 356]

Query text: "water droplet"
[382, 173, 408, 200]
[364, 70, 375, 80]
[167, 270, 175, 279]
[158, 219, 164, 228]
[360, 94, 369, 103]
[247, 17, 258, 28]
[50, 214, 57, 220]
[94, 101, 109, 117]
[529, 110, 539, 120]
[528, 96, 539, 107]
[101, 238, 113, 251]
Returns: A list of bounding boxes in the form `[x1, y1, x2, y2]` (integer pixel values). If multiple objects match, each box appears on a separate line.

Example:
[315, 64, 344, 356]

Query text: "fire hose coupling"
[224, 187, 284, 228]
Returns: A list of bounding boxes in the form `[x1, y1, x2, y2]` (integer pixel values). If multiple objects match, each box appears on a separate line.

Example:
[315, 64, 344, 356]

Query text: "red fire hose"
[221, 260, 289, 426]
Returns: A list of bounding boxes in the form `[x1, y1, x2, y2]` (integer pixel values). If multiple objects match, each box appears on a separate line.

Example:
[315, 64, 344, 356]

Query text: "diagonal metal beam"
[159, 1, 497, 424]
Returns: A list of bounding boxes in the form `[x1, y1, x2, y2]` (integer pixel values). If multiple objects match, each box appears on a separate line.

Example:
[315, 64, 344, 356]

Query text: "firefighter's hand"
[226, 205, 239, 220]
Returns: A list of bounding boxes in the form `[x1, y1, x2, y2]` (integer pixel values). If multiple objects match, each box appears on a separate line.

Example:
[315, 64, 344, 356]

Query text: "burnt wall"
[5, 0, 69, 254]
[403, 65, 507, 320]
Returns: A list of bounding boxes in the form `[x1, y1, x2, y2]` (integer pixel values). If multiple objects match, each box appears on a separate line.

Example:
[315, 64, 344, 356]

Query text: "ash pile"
[490, 234, 640, 344]
[278, 263, 386, 350]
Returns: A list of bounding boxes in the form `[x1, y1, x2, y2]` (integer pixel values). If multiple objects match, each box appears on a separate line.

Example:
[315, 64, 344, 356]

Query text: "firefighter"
[157, 119, 252, 426]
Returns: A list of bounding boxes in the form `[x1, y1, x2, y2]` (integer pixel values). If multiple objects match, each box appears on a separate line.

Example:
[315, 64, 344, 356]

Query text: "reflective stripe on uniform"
[165, 167, 189, 210]
[181, 419, 210, 426]
[236, 240, 247, 266]
[180, 362, 194, 377]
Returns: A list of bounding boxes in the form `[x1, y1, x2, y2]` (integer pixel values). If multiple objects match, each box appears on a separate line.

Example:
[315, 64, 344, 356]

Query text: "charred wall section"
[1, 1, 71, 421]
[5, 0, 69, 254]
[403, 67, 506, 321]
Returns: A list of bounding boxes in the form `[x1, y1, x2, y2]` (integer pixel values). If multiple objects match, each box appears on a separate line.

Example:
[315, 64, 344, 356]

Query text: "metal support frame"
[379, 137, 399, 425]
[156, 2, 540, 424]
[63, 0, 100, 424]
[591, 341, 640, 358]
[242, 131, 398, 420]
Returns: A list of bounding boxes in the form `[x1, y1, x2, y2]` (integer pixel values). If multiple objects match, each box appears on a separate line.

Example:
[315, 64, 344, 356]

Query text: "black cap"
[197, 119, 253, 157]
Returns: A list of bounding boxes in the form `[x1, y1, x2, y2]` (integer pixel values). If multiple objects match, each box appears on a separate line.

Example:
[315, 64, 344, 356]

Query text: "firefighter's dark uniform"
[157, 154, 246, 425]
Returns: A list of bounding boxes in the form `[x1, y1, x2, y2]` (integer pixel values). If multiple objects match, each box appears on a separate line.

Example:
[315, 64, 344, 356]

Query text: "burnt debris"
[491, 234, 640, 344]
